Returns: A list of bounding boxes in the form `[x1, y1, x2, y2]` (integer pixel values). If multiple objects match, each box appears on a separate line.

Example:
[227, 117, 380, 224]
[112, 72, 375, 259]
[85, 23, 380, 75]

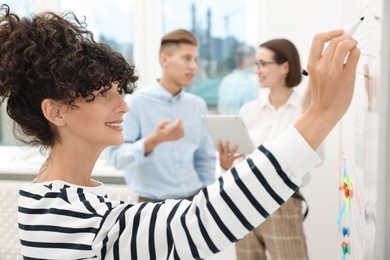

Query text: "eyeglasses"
[254, 60, 276, 69]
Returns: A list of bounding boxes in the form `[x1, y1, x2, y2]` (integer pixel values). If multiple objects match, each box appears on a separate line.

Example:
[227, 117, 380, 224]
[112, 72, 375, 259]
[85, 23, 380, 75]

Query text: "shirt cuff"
[263, 125, 322, 183]
[133, 138, 147, 164]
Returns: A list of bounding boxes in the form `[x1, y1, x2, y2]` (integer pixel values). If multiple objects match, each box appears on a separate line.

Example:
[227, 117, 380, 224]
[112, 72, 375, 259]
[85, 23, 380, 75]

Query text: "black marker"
[302, 17, 365, 76]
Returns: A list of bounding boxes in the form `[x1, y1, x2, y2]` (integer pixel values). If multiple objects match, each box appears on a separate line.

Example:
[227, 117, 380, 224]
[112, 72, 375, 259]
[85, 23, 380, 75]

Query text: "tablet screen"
[202, 115, 255, 154]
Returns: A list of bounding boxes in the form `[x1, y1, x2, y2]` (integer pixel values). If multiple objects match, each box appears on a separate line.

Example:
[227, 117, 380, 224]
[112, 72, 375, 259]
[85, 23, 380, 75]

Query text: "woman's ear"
[41, 99, 66, 126]
[282, 61, 289, 74]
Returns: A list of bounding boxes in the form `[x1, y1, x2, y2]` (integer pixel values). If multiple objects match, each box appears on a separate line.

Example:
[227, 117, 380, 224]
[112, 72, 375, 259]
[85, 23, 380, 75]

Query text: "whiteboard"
[338, 0, 387, 258]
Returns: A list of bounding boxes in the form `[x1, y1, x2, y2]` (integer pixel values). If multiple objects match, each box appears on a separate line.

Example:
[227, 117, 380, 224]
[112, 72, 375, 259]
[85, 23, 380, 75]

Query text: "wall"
[133, 0, 163, 88]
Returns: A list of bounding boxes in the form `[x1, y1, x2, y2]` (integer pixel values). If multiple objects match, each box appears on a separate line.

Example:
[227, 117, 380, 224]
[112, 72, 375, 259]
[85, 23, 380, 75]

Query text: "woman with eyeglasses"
[219, 39, 312, 259]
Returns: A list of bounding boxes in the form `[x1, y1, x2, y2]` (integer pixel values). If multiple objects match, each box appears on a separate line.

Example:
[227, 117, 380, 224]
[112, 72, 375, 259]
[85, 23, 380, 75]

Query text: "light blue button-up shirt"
[110, 81, 216, 200]
[217, 69, 258, 115]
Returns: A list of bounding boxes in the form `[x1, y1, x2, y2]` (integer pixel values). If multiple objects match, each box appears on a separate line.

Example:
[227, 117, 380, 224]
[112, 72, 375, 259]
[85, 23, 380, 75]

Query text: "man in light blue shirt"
[110, 29, 216, 202]
[218, 44, 259, 115]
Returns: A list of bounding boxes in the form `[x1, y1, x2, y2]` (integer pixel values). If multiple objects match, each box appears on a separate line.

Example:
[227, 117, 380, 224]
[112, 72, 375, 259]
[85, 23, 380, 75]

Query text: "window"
[163, 0, 260, 113]
[58, 0, 134, 63]
[0, 0, 134, 146]
[0, 0, 33, 145]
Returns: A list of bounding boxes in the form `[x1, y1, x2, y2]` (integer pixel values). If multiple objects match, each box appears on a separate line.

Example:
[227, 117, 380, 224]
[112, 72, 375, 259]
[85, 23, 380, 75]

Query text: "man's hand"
[144, 118, 184, 155]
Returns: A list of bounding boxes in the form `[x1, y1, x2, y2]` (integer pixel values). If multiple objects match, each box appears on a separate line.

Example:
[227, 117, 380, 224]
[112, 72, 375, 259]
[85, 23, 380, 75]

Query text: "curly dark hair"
[0, 4, 138, 148]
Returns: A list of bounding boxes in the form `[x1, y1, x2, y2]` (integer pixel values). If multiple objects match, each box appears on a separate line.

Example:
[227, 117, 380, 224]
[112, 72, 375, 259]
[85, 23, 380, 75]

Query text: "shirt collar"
[152, 80, 183, 102]
[259, 93, 270, 108]
[259, 89, 300, 109]
[287, 90, 301, 108]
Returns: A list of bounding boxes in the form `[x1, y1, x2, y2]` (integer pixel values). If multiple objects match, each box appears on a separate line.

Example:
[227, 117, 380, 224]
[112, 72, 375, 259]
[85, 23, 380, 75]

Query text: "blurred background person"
[219, 38, 310, 260]
[110, 29, 216, 203]
[217, 44, 259, 115]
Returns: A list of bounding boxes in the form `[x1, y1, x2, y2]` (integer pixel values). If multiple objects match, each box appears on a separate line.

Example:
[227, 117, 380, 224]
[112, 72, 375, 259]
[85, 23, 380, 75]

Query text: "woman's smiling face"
[60, 83, 129, 149]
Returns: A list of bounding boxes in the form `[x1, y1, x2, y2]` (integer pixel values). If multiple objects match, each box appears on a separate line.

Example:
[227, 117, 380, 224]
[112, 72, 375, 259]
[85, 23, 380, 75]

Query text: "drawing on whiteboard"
[339, 0, 382, 258]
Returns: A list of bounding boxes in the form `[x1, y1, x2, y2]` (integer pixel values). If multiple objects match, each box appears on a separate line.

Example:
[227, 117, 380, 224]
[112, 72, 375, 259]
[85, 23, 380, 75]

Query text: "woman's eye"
[97, 90, 108, 97]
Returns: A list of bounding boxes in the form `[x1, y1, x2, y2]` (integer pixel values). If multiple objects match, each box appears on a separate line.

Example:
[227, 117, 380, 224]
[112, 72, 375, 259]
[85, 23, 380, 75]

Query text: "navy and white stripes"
[18, 128, 319, 259]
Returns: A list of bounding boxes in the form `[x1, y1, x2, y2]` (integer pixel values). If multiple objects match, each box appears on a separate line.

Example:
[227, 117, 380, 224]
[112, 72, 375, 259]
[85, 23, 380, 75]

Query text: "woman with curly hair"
[0, 4, 359, 259]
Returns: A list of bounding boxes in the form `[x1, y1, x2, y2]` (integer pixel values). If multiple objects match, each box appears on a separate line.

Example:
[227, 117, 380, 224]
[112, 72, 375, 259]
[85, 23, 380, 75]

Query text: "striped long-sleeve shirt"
[18, 126, 321, 259]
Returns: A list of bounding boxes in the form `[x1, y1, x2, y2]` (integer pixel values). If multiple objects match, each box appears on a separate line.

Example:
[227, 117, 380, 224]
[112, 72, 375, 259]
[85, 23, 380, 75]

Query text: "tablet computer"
[202, 115, 255, 154]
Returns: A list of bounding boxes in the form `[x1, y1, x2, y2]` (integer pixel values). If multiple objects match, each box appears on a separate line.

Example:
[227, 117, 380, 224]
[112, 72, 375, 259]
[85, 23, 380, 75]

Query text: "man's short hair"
[160, 29, 198, 54]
